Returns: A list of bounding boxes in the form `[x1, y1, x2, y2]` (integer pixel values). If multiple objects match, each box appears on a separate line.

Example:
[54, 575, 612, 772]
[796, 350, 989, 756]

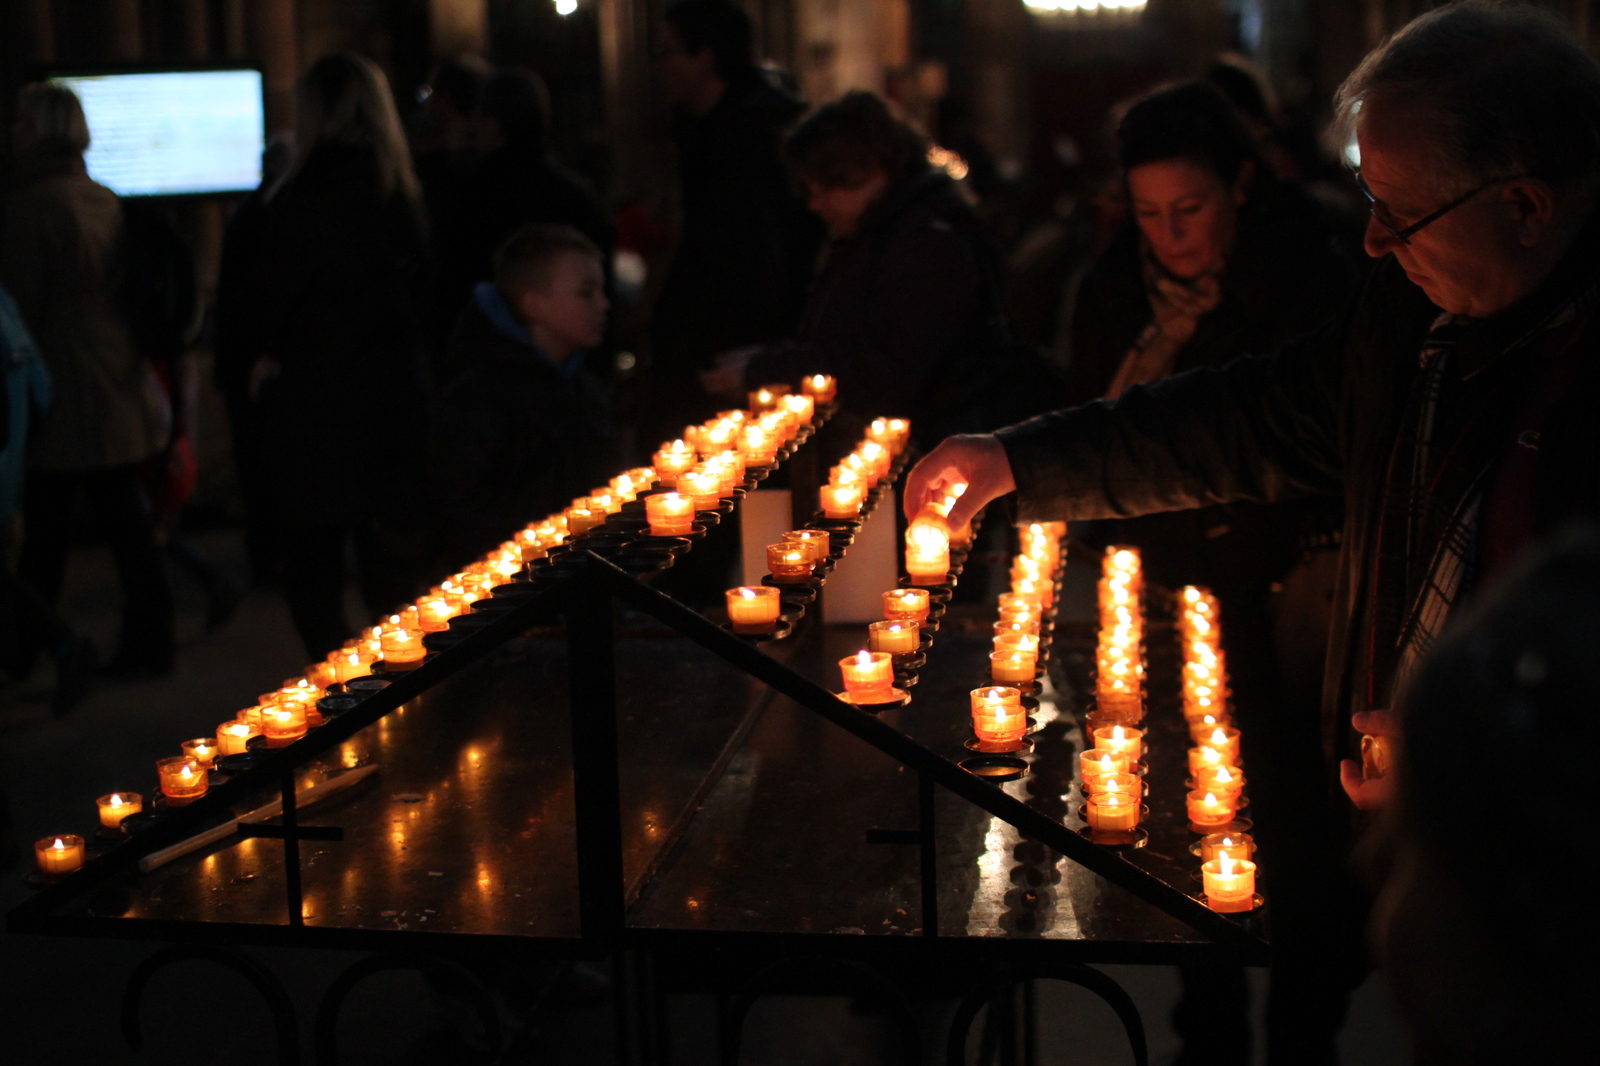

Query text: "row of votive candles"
[831, 588, 939, 704]
[819, 418, 911, 520]
[1095, 547, 1145, 724]
[1177, 586, 1256, 912]
[35, 382, 840, 878]
[965, 523, 1069, 749]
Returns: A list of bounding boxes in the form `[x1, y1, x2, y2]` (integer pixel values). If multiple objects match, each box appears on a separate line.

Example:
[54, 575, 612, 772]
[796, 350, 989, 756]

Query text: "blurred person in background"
[0, 83, 175, 679]
[649, 0, 821, 444]
[1374, 527, 1600, 1065]
[431, 68, 613, 383]
[431, 224, 616, 568]
[231, 53, 430, 660]
[1058, 79, 1356, 1065]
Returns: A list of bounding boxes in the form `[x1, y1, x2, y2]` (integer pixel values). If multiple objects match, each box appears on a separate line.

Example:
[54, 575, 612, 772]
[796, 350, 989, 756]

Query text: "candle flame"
[1184, 587, 1199, 602]
[1112, 726, 1125, 740]
[739, 588, 756, 599]
[1220, 853, 1234, 876]
[52, 837, 65, 850]
[1098, 754, 1115, 770]
[1217, 768, 1234, 783]
[1204, 792, 1219, 805]
[110, 794, 122, 805]
[856, 651, 874, 668]
[1211, 728, 1227, 745]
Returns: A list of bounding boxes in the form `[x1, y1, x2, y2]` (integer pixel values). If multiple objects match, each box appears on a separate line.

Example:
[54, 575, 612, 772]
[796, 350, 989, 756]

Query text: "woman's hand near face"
[903, 434, 1016, 531]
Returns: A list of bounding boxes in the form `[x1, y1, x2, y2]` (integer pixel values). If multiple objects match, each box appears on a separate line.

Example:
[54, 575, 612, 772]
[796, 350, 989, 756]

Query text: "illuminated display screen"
[49, 68, 264, 197]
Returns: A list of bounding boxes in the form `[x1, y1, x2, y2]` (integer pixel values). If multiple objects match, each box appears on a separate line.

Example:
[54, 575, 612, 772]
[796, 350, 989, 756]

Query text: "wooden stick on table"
[138, 763, 380, 873]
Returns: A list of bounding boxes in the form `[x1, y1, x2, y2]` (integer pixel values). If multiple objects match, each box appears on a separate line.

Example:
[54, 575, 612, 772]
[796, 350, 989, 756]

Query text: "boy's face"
[514, 250, 609, 355]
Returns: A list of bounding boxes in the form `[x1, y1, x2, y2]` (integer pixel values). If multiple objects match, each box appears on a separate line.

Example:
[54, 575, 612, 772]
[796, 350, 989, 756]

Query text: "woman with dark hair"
[232, 53, 430, 659]
[709, 90, 1001, 445]
[1064, 80, 1358, 1066]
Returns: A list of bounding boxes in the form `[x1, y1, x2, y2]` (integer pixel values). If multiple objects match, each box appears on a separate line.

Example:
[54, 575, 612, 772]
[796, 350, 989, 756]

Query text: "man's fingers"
[1351, 709, 1397, 736]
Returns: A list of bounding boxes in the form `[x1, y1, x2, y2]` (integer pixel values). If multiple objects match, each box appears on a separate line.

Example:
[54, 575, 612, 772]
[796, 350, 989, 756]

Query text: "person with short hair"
[648, 0, 821, 442]
[233, 53, 431, 660]
[705, 90, 1009, 447]
[431, 224, 616, 567]
[0, 82, 175, 679]
[907, 5, 1600, 1059]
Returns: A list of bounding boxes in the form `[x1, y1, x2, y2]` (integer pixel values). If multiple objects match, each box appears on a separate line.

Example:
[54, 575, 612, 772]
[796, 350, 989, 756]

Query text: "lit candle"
[1186, 789, 1236, 830]
[725, 586, 781, 633]
[1199, 832, 1256, 864]
[96, 792, 143, 830]
[748, 385, 789, 412]
[766, 543, 814, 584]
[904, 521, 951, 585]
[970, 686, 1027, 748]
[868, 619, 920, 656]
[737, 425, 779, 465]
[678, 471, 723, 512]
[157, 757, 209, 804]
[236, 705, 264, 730]
[994, 617, 1042, 639]
[1188, 745, 1231, 778]
[180, 737, 219, 770]
[1202, 854, 1258, 912]
[217, 720, 258, 756]
[839, 651, 896, 704]
[780, 393, 815, 424]
[586, 492, 623, 515]
[819, 483, 863, 519]
[998, 591, 1042, 616]
[380, 628, 426, 670]
[1079, 749, 1131, 791]
[418, 596, 456, 632]
[641, 491, 694, 536]
[653, 441, 698, 479]
[882, 588, 931, 623]
[1092, 725, 1144, 764]
[332, 647, 373, 684]
[989, 648, 1036, 685]
[261, 704, 308, 748]
[1199, 725, 1241, 765]
[1089, 773, 1142, 801]
[1084, 792, 1141, 833]
[304, 660, 338, 690]
[1195, 764, 1245, 802]
[34, 835, 85, 877]
[782, 529, 831, 566]
[801, 373, 837, 404]
[565, 505, 605, 535]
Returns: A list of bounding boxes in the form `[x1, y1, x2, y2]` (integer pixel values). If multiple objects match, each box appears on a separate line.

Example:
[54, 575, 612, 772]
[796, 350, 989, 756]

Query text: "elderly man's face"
[1358, 101, 1561, 318]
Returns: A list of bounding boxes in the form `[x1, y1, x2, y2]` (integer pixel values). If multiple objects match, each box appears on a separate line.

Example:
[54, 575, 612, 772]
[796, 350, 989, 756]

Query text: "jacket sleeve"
[996, 309, 1352, 522]
[747, 216, 984, 418]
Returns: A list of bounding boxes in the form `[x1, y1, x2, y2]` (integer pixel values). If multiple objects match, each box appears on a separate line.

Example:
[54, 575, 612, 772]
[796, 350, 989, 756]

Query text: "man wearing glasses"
[908, 3, 1600, 1062]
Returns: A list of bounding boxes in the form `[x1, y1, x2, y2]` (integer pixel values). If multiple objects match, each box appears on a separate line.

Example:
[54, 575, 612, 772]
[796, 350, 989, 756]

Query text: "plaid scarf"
[1367, 268, 1600, 711]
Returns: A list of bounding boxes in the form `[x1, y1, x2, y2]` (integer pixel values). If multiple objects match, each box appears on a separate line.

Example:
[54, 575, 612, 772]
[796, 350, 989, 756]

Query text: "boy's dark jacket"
[432, 285, 616, 566]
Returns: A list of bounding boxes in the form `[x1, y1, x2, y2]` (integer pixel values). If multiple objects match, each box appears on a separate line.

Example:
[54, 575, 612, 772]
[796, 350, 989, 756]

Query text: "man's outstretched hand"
[903, 434, 1017, 532]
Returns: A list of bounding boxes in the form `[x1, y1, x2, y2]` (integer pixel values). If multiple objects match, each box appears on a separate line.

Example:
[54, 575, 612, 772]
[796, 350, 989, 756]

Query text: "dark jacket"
[432, 285, 617, 565]
[425, 143, 614, 373]
[746, 167, 999, 445]
[0, 147, 166, 471]
[237, 145, 430, 524]
[1061, 183, 1356, 594]
[998, 213, 1600, 763]
[650, 75, 821, 429]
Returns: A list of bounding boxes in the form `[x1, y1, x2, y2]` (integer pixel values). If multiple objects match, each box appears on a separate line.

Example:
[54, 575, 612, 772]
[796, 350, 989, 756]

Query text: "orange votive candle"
[1202, 854, 1258, 912]
[904, 522, 951, 585]
[180, 737, 219, 770]
[96, 792, 143, 830]
[782, 529, 831, 566]
[1080, 749, 1131, 790]
[970, 686, 1027, 746]
[840, 651, 895, 704]
[566, 505, 605, 535]
[1188, 745, 1231, 778]
[998, 592, 1043, 617]
[380, 628, 425, 669]
[1195, 764, 1245, 801]
[261, 705, 308, 748]
[653, 441, 698, 478]
[877, 590, 927, 625]
[1187, 789, 1236, 829]
[726, 586, 781, 633]
[1092, 725, 1144, 764]
[748, 385, 789, 412]
[766, 543, 814, 583]
[801, 373, 837, 403]
[1199, 831, 1256, 864]
[995, 618, 1042, 640]
[217, 720, 258, 756]
[990, 649, 1036, 685]
[738, 425, 779, 465]
[418, 596, 456, 633]
[678, 471, 723, 511]
[1085, 792, 1141, 832]
[820, 482, 863, 519]
[781, 393, 815, 424]
[868, 619, 920, 656]
[35, 835, 85, 876]
[1089, 773, 1142, 801]
[645, 492, 695, 536]
[1198, 725, 1241, 764]
[158, 757, 209, 804]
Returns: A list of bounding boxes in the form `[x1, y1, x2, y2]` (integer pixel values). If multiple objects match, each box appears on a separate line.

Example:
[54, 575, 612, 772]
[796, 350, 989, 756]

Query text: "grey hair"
[275, 52, 419, 203]
[17, 82, 90, 154]
[1334, 1, 1600, 197]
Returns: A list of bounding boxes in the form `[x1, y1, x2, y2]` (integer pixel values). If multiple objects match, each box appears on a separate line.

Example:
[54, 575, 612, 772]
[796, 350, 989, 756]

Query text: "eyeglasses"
[1355, 172, 1516, 245]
